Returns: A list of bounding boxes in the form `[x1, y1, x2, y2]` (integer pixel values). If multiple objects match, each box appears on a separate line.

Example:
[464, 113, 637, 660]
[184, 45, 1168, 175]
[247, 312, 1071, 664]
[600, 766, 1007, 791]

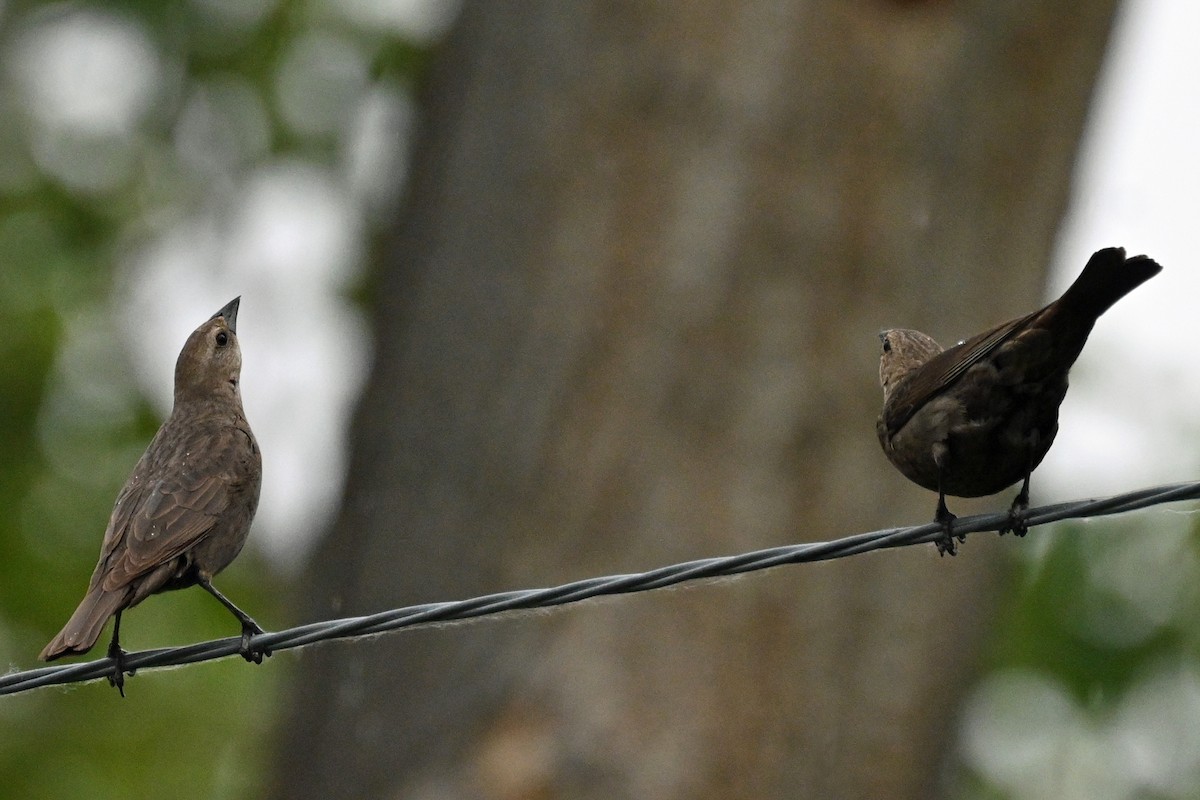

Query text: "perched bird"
[877, 247, 1161, 555]
[40, 297, 268, 693]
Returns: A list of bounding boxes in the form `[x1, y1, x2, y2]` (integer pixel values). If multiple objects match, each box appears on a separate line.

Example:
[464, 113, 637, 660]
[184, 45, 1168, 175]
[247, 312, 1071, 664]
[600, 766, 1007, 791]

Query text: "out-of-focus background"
[0, 2, 1196, 798]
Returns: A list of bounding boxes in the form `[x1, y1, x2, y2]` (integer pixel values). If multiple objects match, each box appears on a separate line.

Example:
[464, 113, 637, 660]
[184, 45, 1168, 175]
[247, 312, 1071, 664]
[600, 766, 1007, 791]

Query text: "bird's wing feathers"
[96, 426, 245, 592]
[883, 308, 1042, 435]
[929, 308, 1040, 387]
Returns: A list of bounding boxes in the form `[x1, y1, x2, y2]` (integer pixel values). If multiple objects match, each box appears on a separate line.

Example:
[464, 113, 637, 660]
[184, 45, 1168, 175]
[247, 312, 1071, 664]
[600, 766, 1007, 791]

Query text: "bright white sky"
[1041, 0, 1199, 498]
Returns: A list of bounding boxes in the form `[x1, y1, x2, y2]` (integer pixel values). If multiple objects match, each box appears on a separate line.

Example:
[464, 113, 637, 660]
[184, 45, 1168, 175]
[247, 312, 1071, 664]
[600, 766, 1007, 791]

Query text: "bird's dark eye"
[215, 331, 229, 347]
[882, 336, 891, 353]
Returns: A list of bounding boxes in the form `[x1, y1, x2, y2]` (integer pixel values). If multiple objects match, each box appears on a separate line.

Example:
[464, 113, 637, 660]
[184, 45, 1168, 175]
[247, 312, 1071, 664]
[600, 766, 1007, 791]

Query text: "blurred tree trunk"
[268, 1, 1120, 798]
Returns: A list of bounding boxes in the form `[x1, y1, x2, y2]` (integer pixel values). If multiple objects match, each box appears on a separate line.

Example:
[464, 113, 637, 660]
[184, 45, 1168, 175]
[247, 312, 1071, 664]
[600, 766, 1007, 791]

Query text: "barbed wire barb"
[4, 479, 1199, 697]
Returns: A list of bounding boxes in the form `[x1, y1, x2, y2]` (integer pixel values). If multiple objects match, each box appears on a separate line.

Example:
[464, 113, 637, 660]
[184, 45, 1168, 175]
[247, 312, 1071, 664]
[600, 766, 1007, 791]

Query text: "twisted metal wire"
[4, 479, 1197, 697]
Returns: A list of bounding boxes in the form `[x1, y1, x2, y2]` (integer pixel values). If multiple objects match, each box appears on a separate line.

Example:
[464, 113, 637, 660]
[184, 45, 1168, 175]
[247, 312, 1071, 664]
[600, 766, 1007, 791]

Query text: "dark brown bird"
[877, 247, 1161, 555]
[40, 297, 268, 693]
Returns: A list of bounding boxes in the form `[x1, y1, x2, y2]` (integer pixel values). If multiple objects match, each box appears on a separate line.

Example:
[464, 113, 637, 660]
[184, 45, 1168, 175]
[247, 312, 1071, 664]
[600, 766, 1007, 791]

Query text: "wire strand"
[4, 479, 1198, 696]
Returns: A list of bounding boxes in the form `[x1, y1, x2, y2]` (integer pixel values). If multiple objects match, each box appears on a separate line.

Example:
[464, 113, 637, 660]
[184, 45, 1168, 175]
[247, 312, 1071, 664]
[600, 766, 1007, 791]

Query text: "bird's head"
[877, 328, 942, 400]
[174, 297, 245, 405]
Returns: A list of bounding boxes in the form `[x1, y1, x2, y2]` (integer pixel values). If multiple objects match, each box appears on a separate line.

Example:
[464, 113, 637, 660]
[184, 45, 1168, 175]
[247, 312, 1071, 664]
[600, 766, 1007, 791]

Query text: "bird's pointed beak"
[212, 297, 241, 333]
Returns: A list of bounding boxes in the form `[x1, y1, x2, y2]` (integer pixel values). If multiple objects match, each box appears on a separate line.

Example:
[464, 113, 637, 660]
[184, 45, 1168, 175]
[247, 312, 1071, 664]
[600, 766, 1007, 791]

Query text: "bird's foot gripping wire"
[1000, 477, 1031, 538]
[1001, 505, 1030, 538]
[238, 619, 271, 665]
[106, 640, 133, 698]
[934, 494, 963, 557]
[197, 577, 272, 664]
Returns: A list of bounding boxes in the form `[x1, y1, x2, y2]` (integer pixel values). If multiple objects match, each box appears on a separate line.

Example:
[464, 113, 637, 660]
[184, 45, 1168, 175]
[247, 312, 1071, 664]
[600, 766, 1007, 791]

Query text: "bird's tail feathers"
[1059, 246, 1162, 319]
[39, 588, 126, 661]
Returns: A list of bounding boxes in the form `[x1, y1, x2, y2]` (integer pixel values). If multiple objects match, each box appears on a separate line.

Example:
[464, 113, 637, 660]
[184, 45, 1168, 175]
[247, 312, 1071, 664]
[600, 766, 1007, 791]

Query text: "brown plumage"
[40, 297, 268, 693]
[877, 247, 1161, 555]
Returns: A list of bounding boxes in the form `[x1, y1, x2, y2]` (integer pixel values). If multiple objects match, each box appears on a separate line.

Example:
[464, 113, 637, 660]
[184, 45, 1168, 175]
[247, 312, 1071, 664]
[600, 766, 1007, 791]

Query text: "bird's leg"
[930, 449, 963, 556]
[1001, 436, 1038, 537]
[933, 481, 961, 557]
[105, 611, 131, 697]
[197, 577, 272, 664]
[1001, 472, 1032, 538]
[928, 449, 966, 556]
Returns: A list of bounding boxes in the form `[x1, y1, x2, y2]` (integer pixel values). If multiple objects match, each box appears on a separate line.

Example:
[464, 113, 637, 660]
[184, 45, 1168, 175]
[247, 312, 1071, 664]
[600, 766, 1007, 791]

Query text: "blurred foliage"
[995, 528, 1167, 694]
[0, 0, 445, 796]
[956, 517, 1200, 799]
[992, 519, 1200, 695]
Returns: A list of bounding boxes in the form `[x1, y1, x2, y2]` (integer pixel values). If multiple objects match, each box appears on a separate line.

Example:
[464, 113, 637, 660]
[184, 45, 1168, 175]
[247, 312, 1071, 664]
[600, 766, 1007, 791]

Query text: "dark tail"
[1057, 247, 1162, 320]
[39, 588, 127, 661]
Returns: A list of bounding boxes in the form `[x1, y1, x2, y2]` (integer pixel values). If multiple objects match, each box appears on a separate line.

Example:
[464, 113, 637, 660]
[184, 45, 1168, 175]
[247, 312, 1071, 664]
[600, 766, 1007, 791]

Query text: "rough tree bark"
[269, 2, 1121, 798]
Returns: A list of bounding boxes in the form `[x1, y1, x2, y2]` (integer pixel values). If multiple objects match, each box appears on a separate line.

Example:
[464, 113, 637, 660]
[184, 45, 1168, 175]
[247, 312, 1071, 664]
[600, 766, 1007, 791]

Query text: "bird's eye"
[215, 331, 229, 347]
[882, 336, 891, 353]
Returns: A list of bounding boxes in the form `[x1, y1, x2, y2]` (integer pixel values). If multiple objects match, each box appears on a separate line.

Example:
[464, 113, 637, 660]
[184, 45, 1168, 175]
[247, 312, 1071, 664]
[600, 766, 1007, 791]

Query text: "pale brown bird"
[40, 297, 268, 693]
[877, 247, 1161, 555]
